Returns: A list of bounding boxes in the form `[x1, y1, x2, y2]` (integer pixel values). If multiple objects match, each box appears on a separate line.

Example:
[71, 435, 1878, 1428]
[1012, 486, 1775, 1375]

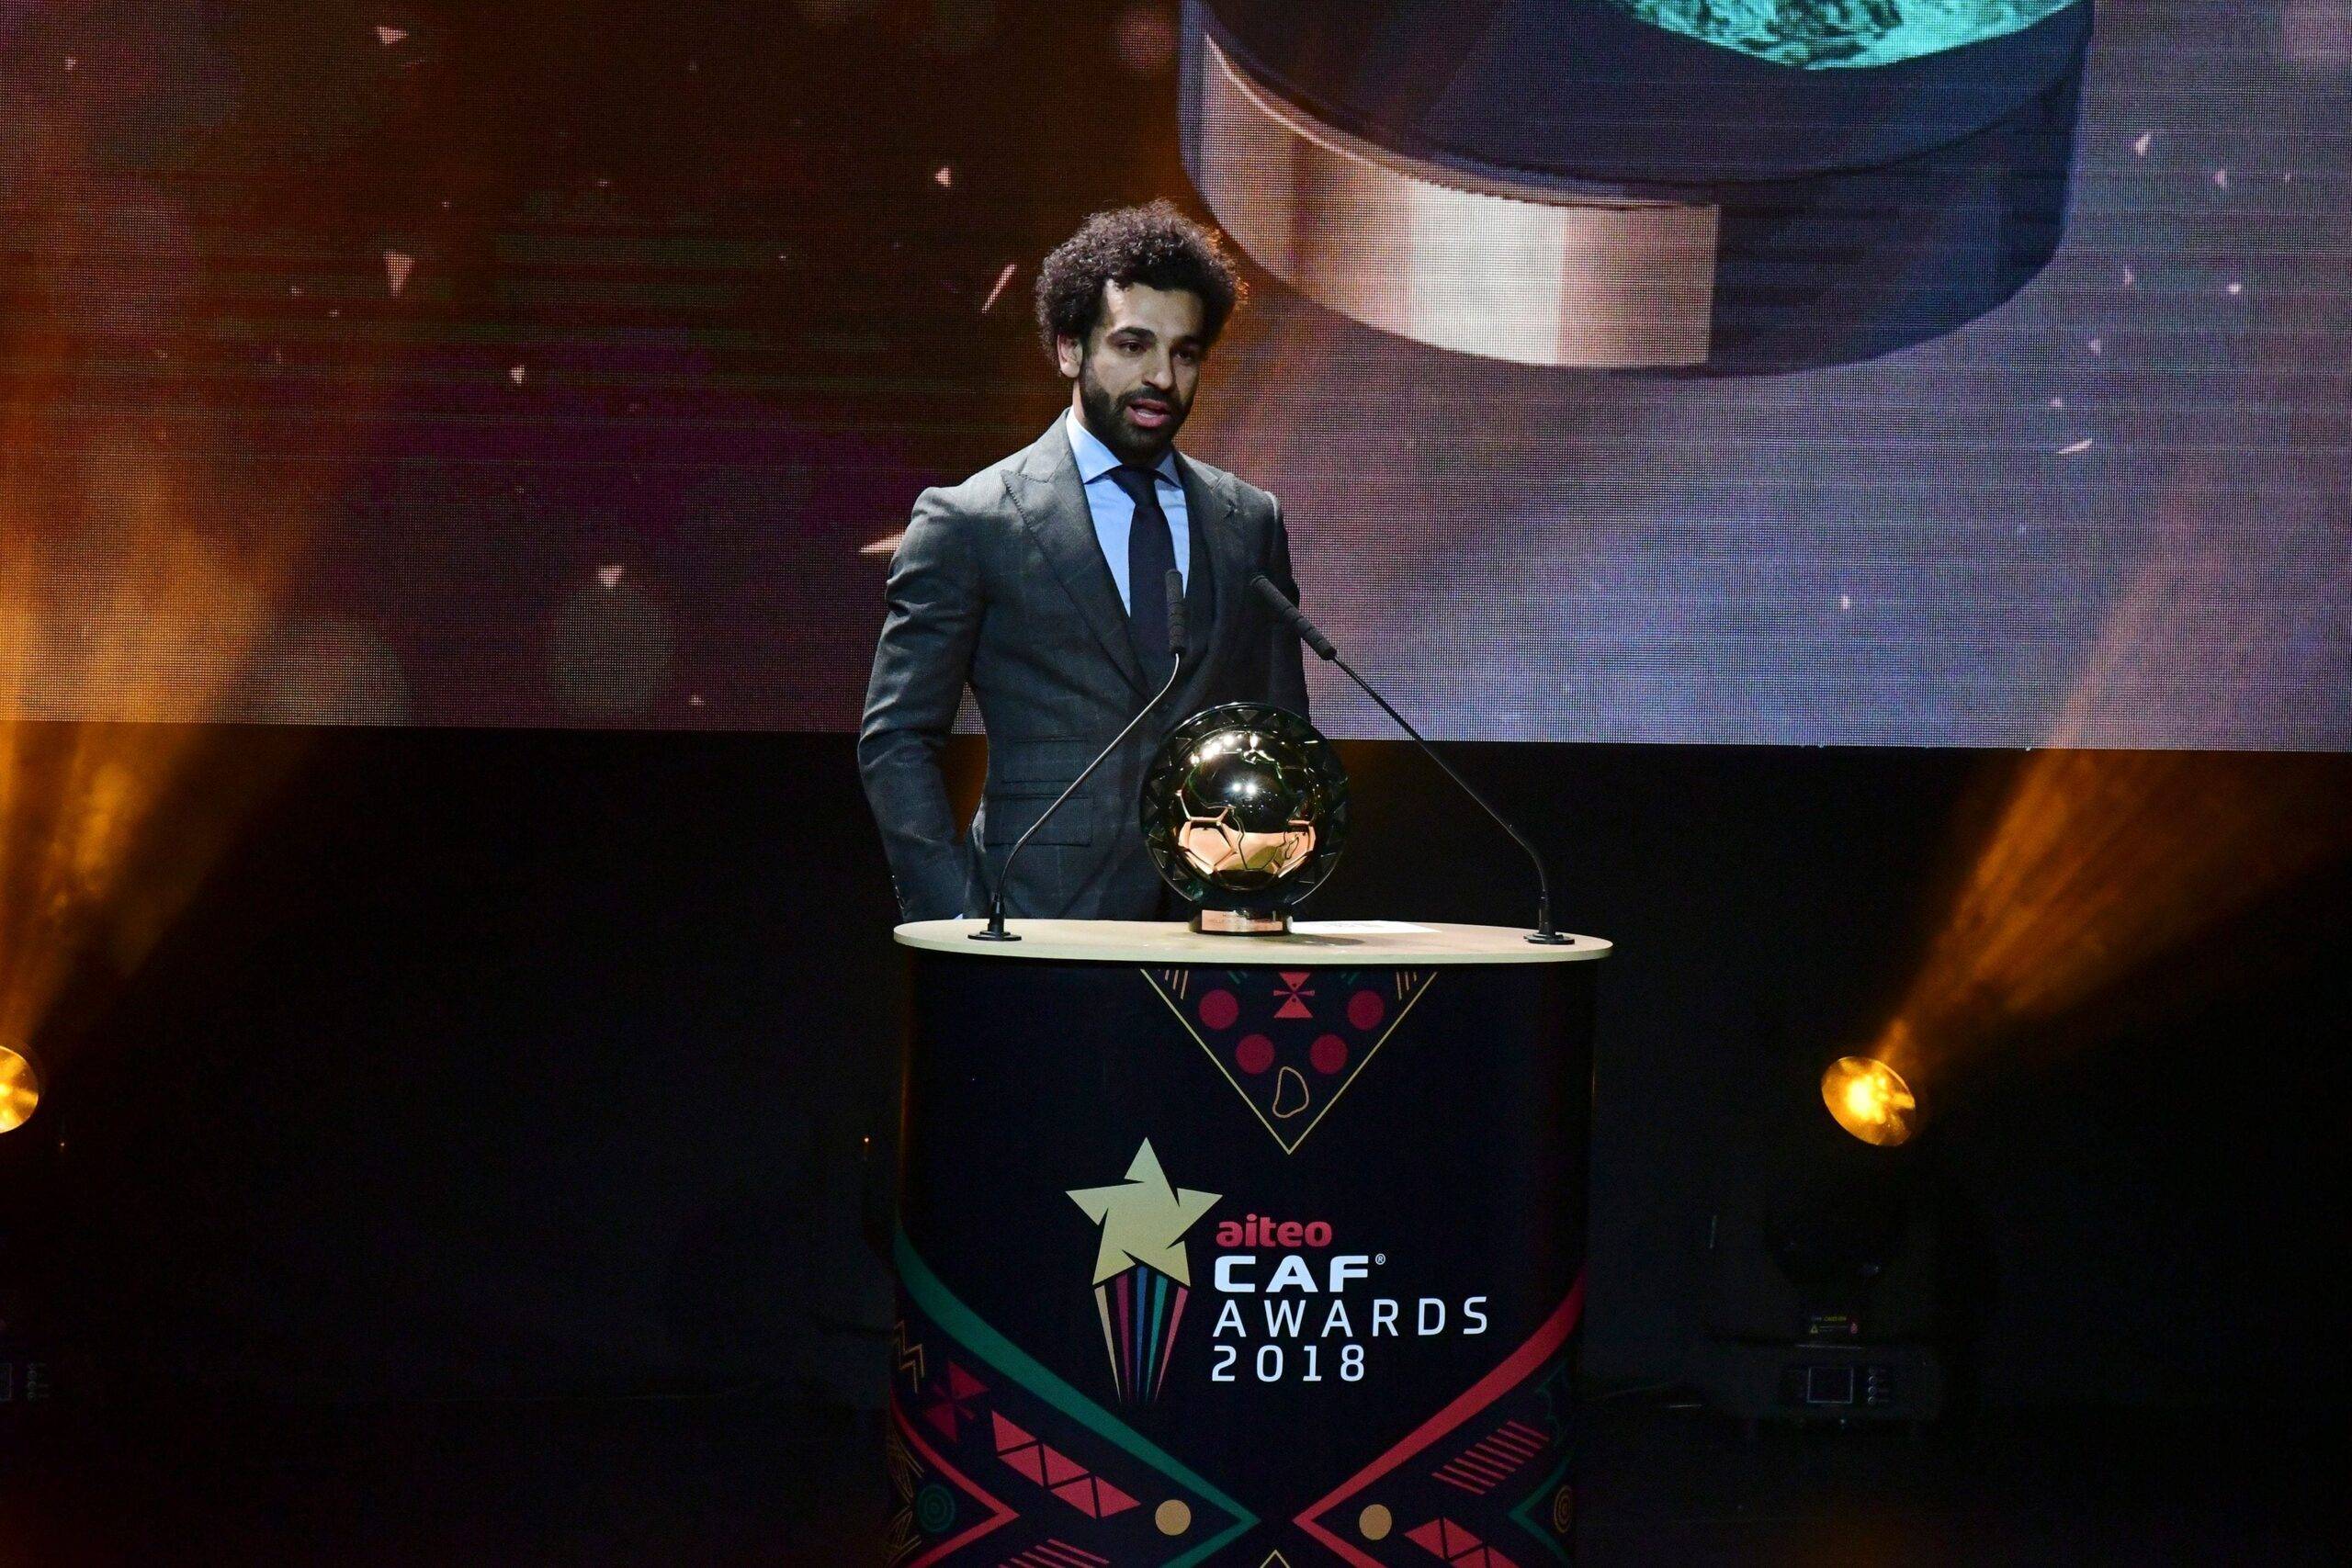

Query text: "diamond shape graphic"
[1145, 966, 1436, 1154]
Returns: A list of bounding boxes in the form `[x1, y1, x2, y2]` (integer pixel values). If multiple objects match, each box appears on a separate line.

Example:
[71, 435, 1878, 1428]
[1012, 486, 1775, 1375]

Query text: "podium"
[887, 919, 1611, 1565]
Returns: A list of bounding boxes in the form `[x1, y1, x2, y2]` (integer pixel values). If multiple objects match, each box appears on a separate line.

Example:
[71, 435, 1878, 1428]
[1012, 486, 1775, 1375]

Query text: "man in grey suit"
[859, 202, 1309, 923]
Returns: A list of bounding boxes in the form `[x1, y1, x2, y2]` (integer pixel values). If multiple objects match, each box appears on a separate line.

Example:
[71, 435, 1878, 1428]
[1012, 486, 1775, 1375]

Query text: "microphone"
[1165, 564, 1189, 662]
[1249, 573, 1572, 945]
[1257, 580, 1334, 660]
[973, 569, 1189, 942]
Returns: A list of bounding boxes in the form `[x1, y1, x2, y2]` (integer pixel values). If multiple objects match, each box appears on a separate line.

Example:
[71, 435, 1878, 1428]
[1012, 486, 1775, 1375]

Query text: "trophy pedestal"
[1192, 907, 1288, 935]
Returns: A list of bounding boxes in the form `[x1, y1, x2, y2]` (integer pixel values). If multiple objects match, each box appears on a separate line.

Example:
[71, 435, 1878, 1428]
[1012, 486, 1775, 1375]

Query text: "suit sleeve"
[858, 488, 983, 921]
[1262, 491, 1311, 717]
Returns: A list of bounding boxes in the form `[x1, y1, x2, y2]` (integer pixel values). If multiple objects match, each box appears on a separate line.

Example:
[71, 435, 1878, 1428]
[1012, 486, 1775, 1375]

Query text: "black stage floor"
[2, 1395, 2335, 1564]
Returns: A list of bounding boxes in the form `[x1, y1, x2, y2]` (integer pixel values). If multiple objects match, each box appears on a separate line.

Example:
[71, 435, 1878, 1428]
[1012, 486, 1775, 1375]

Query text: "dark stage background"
[13, 728, 2346, 1416]
[2, 5, 2346, 1549]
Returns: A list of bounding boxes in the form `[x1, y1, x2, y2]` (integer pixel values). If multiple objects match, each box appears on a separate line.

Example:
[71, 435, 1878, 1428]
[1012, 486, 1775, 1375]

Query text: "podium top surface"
[892, 919, 1611, 965]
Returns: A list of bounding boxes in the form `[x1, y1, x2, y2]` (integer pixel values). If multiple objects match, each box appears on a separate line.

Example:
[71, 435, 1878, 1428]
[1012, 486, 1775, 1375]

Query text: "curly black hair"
[1034, 200, 1245, 361]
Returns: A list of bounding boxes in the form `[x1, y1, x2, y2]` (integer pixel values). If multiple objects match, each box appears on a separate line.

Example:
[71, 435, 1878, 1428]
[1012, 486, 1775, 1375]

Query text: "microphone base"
[1525, 931, 1574, 946]
[967, 924, 1023, 942]
[1192, 908, 1291, 936]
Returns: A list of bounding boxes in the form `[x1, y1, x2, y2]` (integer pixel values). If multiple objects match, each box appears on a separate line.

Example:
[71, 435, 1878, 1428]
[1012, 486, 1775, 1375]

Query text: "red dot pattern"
[1198, 989, 1239, 1031]
[1348, 990, 1385, 1031]
[1234, 1034, 1274, 1076]
[1310, 1033, 1349, 1076]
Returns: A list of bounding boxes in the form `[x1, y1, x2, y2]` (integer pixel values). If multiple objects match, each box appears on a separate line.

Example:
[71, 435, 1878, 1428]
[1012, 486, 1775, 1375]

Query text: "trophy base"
[1192, 908, 1291, 936]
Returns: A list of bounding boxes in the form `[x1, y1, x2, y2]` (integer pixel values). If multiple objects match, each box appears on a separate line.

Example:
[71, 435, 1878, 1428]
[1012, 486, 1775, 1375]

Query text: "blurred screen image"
[2, 1, 2344, 747]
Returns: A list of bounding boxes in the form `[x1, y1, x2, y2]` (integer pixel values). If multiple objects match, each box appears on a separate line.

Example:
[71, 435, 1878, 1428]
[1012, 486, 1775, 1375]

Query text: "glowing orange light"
[0, 1045, 40, 1134]
[1856, 478, 2352, 1092]
[1823, 1055, 1917, 1146]
[3, 157, 365, 1083]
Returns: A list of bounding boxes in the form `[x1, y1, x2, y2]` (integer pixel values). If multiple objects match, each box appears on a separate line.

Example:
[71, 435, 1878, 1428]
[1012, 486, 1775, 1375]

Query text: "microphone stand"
[1249, 575, 1571, 945]
[973, 570, 1189, 942]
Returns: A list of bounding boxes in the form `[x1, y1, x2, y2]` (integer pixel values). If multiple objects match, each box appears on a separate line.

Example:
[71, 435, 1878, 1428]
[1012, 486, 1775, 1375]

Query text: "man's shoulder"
[917, 424, 1064, 519]
[1178, 449, 1276, 520]
[919, 456, 1019, 516]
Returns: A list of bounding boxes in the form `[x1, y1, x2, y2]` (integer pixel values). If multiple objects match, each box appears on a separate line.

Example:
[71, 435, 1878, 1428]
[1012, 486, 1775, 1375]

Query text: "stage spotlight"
[1690, 1091, 1951, 1433]
[0, 1045, 40, 1134]
[1823, 1056, 1917, 1147]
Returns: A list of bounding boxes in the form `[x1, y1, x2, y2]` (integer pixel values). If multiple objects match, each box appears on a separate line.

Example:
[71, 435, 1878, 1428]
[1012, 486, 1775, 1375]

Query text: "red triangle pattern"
[1050, 1475, 1140, 1517]
[1404, 1516, 1523, 1567]
[919, 1360, 987, 1443]
[993, 1414, 1046, 1483]
[987, 1412, 1140, 1519]
[1274, 971, 1315, 1019]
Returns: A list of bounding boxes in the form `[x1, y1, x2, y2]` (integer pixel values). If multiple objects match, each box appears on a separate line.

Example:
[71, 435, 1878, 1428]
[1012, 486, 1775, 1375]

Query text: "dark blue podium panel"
[889, 933, 1600, 1565]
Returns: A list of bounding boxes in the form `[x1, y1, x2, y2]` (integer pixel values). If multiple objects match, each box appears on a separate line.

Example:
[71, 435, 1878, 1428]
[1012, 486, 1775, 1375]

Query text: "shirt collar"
[1065, 407, 1180, 488]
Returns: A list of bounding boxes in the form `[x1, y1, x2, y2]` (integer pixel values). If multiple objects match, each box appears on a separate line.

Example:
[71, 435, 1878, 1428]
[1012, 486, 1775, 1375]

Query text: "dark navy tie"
[1110, 465, 1178, 681]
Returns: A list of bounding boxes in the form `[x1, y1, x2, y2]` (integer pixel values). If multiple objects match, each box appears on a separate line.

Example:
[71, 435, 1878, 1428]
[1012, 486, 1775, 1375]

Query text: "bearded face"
[1059, 280, 1206, 466]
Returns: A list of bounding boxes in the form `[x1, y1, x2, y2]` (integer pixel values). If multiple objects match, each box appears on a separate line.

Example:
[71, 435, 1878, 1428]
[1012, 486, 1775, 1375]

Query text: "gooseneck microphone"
[972, 569, 1188, 942]
[1249, 573, 1571, 946]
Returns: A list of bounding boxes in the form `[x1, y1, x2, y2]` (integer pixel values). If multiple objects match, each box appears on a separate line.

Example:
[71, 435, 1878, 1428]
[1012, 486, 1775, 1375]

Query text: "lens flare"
[0, 1044, 40, 1133]
[3, 142, 333, 1076]
[1823, 1055, 1917, 1146]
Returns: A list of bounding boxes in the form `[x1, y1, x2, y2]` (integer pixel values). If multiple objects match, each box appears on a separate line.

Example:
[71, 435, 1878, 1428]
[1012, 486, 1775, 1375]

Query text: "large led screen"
[2, 1, 2345, 746]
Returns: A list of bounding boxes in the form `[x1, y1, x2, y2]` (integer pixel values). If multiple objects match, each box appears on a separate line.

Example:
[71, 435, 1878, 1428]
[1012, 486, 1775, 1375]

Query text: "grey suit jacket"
[858, 417, 1310, 921]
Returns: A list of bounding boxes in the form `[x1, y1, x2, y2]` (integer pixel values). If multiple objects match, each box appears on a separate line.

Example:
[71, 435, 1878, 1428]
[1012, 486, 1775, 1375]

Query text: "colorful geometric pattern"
[1291, 1276, 1586, 1566]
[1146, 966, 1437, 1153]
[893, 1234, 1584, 1563]
[894, 1231, 1260, 1566]
[989, 1412, 1142, 1517]
[886, 1376, 1020, 1567]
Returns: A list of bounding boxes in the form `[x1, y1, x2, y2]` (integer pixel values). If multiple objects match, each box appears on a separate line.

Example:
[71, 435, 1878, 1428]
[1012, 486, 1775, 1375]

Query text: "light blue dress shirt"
[1065, 409, 1189, 614]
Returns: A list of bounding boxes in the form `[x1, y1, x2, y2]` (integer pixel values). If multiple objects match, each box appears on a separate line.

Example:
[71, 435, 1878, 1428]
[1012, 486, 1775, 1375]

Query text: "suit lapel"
[1177, 453, 1238, 688]
[1007, 421, 1149, 697]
